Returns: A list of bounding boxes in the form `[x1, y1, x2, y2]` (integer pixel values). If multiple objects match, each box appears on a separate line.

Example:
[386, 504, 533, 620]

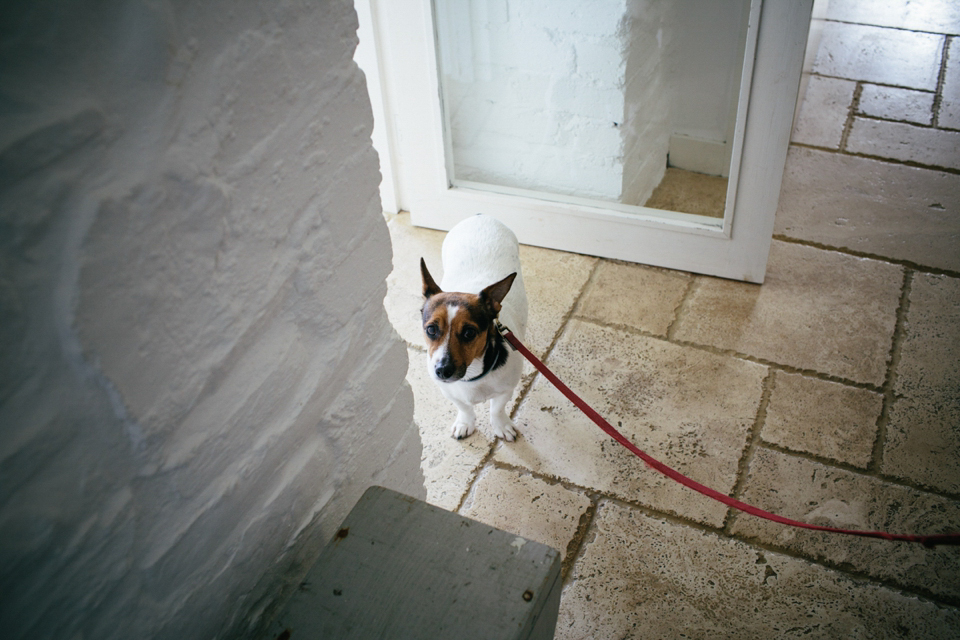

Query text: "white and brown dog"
[420, 214, 528, 441]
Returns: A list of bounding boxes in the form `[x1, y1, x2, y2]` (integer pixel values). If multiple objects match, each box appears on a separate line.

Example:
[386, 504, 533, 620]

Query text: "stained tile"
[791, 75, 856, 148]
[557, 500, 960, 639]
[497, 319, 765, 527]
[576, 260, 690, 336]
[775, 147, 960, 273]
[763, 371, 882, 469]
[858, 84, 934, 126]
[459, 466, 590, 556]
[938, 38, 960, 129]
[883, 273, 960, 494]
[674, 241, 903, 386]
[826, 0, 960, 35]
[846, 117, 960, 170]
[406, 346, 491, 510]
[731, 448, 960, 601]
[813, 22, 943, 90]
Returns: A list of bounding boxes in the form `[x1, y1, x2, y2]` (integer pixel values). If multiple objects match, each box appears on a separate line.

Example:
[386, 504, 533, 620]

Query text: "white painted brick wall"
[0, 1, 423, 638]
[437, 0, 629, 200]
[434, 0, 748, 206]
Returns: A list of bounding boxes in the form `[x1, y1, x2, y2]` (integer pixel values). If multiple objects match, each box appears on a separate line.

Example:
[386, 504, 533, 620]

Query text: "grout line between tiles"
[840, 149, 960, 175]
[758, 440, 870, 477]
[839, 81, 864, 152]
[728, 531, 960, 609]
[452, 443, 500, 514]
[574, 314, 887, 394]
[819, 18, 957, 39]
[490, 459, 729, 538]
[809, 71, 936, 96]
[551, 258, 603, 351]
[788, 137, 960, 175]
[508, 258, 602, 422]
[560, 496, 599, 582]
[723, 368, 776, 534]
[558, 497, 602, 591]
[849, 113, 943, 130]
[932, 36, 953, 128]
[665, 275, 698, 341]
[870, 268, 913, 475]
[772, 235, 960, 280]
[757, 439, 960, 502]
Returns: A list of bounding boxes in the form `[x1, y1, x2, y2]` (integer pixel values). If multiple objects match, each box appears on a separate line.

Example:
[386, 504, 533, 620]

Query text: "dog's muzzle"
[434, 355, 460, 382]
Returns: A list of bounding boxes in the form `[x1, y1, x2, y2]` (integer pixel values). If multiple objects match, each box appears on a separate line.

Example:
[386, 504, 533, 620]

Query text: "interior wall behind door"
[435, 0, 749, 208]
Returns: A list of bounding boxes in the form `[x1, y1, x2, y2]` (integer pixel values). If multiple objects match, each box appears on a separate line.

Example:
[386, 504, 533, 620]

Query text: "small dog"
[420, 214, 528, 441]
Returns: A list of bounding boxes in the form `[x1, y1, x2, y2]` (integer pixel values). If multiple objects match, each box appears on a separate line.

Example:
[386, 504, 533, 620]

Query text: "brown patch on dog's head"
[420, 258, 516, 381]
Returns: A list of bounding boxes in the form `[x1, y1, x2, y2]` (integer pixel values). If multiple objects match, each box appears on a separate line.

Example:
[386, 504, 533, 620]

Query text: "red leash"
[498, 323, 959, 547]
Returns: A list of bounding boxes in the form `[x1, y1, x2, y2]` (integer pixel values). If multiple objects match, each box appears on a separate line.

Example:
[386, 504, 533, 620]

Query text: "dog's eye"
[425, 324, 440, 339]
[462, 327, 477, 341]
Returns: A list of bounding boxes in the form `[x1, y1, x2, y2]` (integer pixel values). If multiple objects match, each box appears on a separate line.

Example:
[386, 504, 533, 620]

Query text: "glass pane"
[434, 0, 752, 221]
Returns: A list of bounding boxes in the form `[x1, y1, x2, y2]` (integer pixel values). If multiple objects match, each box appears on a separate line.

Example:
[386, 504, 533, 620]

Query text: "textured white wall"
[432, 0, 748, 206]
[436, 0, 628, 201]
[665, 0, 748, 145]
[0, 1, 423, 639]
[621, 0, 671, 206]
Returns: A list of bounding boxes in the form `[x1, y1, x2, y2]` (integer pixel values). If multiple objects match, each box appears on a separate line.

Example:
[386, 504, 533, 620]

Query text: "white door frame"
[359, 0, 813, 283]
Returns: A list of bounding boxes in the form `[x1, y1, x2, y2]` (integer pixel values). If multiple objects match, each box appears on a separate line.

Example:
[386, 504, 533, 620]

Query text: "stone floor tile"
[791, 75, 856, 148]
[883, 273, 960, 494]
[406, 347, 491, 510]
[459, 466, 591, 557]
[576, 260, 690, 337]
[826, 0, 960, 36]
[517, 244, 596, 358]
[937, 38, 960, 130]
[858, 84, 935, 126]
[847, 117, 960, 170]
[775, 147, 960, 273]
[384, 213, 445, 347]
[557, 500, 960, 639]
[813, 22, 943, 91]
[496, 319, 765, 527]
[731, 448, 960, 601]
[674, 240, 903, 386]
[763, 371, 882, 469]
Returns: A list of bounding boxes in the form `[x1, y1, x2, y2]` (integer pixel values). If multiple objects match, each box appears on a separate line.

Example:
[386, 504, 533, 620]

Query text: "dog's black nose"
[436, 358, 457, 381]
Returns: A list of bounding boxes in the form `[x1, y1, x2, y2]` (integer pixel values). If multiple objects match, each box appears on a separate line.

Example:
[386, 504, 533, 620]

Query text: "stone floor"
[383, 2, 960, 637]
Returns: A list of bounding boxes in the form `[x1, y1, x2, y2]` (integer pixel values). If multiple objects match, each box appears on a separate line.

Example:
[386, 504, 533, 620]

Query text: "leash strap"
[497, 323, 959, 547]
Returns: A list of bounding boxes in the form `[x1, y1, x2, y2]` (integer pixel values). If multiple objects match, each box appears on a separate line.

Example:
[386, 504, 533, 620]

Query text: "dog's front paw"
[491, 415, 518, 442]
[451, 417, 476, 440]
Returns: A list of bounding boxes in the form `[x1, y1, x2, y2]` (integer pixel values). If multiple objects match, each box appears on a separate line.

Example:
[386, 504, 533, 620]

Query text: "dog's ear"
[480, 272, 516, 315]
[421, 258, 442, 298]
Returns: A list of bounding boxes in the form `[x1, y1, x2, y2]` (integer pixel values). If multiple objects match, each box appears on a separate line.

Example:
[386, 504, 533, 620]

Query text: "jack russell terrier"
[420, 214, 528, 441]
